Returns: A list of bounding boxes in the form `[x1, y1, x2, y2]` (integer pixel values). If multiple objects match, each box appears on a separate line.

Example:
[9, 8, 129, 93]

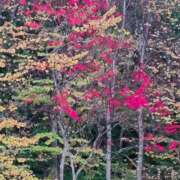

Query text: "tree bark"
[60, 140, 68, 180]
[51, 118, 60, 180]
[137, 108, 144, 180]
[122, 0, 127, 29]
[69, 154, 76, 180]
[59, 152, 66, 180]
[106, 104, 111, 180]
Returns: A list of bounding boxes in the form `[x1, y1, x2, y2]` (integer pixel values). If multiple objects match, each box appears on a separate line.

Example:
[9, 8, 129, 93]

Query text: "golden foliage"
[0, 153, 38, 180]
[0, 50, 89, 81]
[48, 51, 88, 70]
[0, 117, 38, 179]
[0, 70, 28, 82]
[73, 6, 122, 34]
[0, 103, 18, 112]
[0, 49, 88, 82]
[0, 118, 39, 148]
[8, 104, 18, 112]
[31, 61, 49, 71]
[0, 105, 6, 112]
[0, 118, 25, 130]
[0, 22, 24, 35]
[0, 48, 16, 54]
[0, 59, 6, 68]
[0, 135, 38, 148]
[175, 102, 180, 110]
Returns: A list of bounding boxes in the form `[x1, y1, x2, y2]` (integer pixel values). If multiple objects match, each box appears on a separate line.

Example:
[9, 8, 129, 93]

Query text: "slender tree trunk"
[136, 38, 145, 180]
[105, 45, 117, 180]
[122, 0, 126, 29]
[119, 127, 124, 149]
[59, 151, 66, 180]
[136, 0, 149, 172]
[137, 108, 144, 180]
[51, 118, 60, 180]
[60, 140, 68, 180]
[69, 154, 76, 180]
[106, 104, 111, 180]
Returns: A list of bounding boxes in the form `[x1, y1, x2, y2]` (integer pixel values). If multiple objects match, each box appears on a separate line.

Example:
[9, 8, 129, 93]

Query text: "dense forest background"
[0, 0, 179, 179]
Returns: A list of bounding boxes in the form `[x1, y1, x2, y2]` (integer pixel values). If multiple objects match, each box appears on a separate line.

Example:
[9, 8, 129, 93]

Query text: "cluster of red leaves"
[83, 89, 101, 101]
[119, 86, 131, 96]
[83, 88, 121, 111]
[53, 92, 80, 122]
[163, 123, 180, 135]
[99, 51, 113, 64]
[150, 100, 170, 117]
[82, 36, 128, 50]
[102, 87, 111, 96]
[124, 94, 148, 110]
[48, 40, 64, 47]
[108, 98, 121, 110]
[95, 69, 116, 83]
[24, 10, 32, 16]
[66, 8, 88, 26]
[82, 69, 151, 112]
[66, 61, 100, 76]
[144, 141, 179, 153]
[20, 0, 110, 28]
[144, 130, 180, 153]
[68, 0, 109, 11]
[168, 141, 179, 151]
[144, 133, 155, 141]
[120, 69, 151, 110]
[20, 0, 26, 6]
[25, 21, 41, 30]
[29, 2, 56, 16]
[23, 98, 33, 105]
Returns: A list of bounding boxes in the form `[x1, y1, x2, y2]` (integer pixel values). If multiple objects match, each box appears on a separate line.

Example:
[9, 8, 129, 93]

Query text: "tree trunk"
[59, 152, 66, 180]
[119, 127, 124, 149]
[49, 115, 59, 180]
[137, 108, 144, 180]
[60, 142, 67, 180]
[57, 116, 68, 180]
[122, 0, 126, 29]
[106, 104, 111, 180]
[69, 154, 76, 180]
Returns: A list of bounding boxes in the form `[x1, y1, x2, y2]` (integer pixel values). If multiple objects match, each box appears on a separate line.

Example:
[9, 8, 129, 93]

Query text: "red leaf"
[20, 0, 26, 6]
[68, 0, 79, 6]
[144, 145, 153, 153]
[83, 89, 101, 101]
[150, 100, 170, 117]
[144, 133, 155, 141]
[102, 87, 111, 96]
[168, 141, 179, 151]
[124, 94, 148, 110]
[25, 21, 41, 30]
[99, 52, 113, 64]
[96, 69, 115, 83]
[108, 98, 121, 109]
[119, 86, 131, 97]
[24, 10, 32, 16]
[132, 69, 151, 88]
[53, 92, 80, 122]
[48, 40, 64, 47]
[153, 144, 165, 152]
[24, 98, 33, 105]
[163, 123, 180, 135]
